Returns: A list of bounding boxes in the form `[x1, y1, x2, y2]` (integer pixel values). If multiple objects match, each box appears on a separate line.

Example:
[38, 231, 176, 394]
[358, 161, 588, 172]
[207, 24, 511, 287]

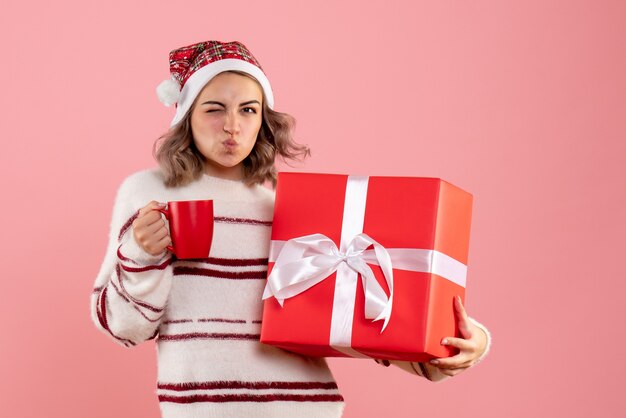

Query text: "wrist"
[119, 233, 168, 266]
[468, 317, 491, 364]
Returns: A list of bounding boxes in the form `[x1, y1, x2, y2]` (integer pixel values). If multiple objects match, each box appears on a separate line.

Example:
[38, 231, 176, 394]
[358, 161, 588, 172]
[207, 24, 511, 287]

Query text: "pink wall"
[1, 1, 624, 417]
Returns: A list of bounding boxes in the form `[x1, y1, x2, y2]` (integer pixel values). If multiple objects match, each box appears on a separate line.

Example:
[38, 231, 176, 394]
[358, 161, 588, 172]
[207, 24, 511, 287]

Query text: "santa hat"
[156, 40, 274, 127]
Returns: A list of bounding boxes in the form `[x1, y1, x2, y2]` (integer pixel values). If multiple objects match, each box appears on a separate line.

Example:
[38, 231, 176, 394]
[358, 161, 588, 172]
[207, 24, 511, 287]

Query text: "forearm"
[377, 359, 449, 382]
[91, 234, 173, 347]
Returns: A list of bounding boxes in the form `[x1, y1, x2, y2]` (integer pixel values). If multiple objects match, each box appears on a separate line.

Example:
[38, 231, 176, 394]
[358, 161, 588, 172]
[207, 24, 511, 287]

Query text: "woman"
[91, 40, 491, 418]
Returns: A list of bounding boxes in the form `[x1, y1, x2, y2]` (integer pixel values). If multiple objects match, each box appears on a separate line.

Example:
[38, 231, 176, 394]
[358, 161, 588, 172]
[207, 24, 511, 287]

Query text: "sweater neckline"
[201, 172, 246, 184]
[199, 172, 258, 194]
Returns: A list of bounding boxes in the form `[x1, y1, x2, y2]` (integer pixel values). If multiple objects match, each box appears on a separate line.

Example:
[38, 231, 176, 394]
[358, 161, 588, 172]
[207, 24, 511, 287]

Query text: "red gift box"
[260, 173, 473, 362]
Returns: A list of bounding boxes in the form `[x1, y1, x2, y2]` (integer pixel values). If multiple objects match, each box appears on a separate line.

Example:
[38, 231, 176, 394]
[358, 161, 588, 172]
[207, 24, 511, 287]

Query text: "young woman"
[91, 40, 491, 418]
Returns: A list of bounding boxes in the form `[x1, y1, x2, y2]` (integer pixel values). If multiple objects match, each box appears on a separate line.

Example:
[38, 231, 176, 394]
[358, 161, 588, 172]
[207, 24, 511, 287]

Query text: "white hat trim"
[170, 58, 274, 127]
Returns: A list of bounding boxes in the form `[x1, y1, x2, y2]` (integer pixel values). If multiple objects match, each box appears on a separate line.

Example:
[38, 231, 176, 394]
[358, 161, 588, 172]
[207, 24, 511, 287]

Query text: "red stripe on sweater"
[179, 257, 269, 266]
[214, 216, 272, 227]
[116, 264, 165, 313]
[162, 318, 255, 324]
[110, 280, 130, 303]
[96, 287, 135, 347]
[157, 332, 260, 342]
[97, 288, 108, 329]
[157, 380, 339, 391]
[117, 246, 136, 264]
[133, 306, 163, 323]
[148, 328, 159, 340]
[110, 280, 163, 323]
[158, 393, 344, 404]
[173, 266, 266, 280]
[119, 257, 172, 273]
[118, 211, 139, 242]
[197, 318, 247, 324]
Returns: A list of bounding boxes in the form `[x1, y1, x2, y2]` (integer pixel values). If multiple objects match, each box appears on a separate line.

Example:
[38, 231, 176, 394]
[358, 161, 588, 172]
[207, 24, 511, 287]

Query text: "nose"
[223, 111, 241, 135]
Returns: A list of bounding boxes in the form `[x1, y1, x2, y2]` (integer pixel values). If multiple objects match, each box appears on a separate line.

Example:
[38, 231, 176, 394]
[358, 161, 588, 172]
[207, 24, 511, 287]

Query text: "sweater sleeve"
[374, 317, 492, 382]
[90, 175, 174, 348]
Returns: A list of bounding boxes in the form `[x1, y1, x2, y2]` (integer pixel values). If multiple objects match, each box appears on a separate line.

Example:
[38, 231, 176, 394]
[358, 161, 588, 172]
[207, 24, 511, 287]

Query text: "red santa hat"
[156, 40, 274, 127]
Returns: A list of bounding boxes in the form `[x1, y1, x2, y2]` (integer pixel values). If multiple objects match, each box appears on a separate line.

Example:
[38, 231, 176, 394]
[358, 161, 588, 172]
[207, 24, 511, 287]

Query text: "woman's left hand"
[428, 295, 488, 377]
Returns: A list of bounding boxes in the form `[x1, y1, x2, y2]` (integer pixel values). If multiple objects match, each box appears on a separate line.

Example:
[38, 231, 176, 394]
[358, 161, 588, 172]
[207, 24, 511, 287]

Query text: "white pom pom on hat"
[157, 40, 274, 127]
[156, 78, 181, 107]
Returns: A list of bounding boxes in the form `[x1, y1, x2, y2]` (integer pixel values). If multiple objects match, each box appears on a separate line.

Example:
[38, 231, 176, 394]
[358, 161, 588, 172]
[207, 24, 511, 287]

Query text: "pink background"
[1, 1, 624, 417]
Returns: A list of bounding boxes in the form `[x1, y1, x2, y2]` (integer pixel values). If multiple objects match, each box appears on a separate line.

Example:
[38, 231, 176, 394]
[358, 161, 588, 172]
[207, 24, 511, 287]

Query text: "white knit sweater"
[90, 168, 491, 418]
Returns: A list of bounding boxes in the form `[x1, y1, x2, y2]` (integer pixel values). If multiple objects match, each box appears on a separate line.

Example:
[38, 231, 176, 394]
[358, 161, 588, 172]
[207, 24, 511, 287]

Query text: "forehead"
[198, 71, 263, 99]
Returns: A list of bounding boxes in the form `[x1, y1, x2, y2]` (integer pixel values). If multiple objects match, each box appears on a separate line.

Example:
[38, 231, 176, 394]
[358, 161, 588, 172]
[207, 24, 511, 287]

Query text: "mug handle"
[155, 206, 176, 255]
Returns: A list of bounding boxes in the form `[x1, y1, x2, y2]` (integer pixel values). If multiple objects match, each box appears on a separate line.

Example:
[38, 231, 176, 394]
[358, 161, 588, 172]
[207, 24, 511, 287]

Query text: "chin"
[218, 159, 245, 168]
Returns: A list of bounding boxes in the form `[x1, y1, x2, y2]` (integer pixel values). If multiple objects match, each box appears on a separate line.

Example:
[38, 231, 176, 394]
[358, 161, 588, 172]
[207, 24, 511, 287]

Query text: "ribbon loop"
[263, 232, 395, 331]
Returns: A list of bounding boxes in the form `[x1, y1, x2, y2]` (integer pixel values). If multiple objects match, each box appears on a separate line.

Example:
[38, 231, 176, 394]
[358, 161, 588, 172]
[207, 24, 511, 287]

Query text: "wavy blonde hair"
[153, 71, 310, 188]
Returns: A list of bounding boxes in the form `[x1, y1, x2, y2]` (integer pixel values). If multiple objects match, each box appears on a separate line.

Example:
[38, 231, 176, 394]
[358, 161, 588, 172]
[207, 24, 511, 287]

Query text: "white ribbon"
[266, 242, 467, 291]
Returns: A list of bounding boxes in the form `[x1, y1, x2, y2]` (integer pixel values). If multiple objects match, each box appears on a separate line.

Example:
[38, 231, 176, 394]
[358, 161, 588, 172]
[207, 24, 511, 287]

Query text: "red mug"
[157, 200, 214, 259]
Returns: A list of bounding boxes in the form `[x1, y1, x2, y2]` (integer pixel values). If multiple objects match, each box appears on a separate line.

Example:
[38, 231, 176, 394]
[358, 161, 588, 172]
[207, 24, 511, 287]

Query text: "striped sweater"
[90, 168, 345, 418]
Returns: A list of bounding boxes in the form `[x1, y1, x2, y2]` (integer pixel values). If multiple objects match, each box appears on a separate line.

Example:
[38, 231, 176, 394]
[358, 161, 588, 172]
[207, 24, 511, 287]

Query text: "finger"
[455, 296, 473, 340]
[431, 357, 471, 370]
[155, 234, 173, 252]
[133, 216, 163, 240]
[143, 222, 170, 248]
[133, 221, 167, 251]
[144, 217, 168, 235]
[430, 352, 472, 369]
[144, 234, 172, 256]
[138, 201, 165, 217]
[153, 224, 170, 240]
[136, 208, 166, 229]
[441, 336, 475, 352]
[137, 201, 159, 217]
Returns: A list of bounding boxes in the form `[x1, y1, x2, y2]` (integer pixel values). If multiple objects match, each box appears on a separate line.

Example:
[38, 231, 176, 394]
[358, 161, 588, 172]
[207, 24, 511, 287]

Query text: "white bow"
[263, 233, 394, 332]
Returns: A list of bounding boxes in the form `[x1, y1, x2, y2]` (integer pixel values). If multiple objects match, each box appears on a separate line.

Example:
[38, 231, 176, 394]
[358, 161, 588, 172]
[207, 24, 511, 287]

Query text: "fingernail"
[441, 338, 448, 345]
[430, 360, 439, 365]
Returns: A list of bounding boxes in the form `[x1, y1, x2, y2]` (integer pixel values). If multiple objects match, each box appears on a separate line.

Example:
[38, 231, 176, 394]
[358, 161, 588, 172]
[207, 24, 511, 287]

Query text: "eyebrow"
[200, 100, 261, 106]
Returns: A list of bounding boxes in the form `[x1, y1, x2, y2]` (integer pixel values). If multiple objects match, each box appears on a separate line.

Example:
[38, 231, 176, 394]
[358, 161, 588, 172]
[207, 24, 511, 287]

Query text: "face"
[190, 71, 263, 180]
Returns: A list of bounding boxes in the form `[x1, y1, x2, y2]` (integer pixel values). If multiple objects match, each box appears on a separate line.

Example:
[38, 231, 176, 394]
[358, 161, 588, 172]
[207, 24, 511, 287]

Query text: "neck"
[203, 161, 245, 182]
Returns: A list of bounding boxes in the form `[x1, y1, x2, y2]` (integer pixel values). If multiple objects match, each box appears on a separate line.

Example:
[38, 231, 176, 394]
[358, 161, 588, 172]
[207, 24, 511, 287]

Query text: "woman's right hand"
[132, 201, 172, 256]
